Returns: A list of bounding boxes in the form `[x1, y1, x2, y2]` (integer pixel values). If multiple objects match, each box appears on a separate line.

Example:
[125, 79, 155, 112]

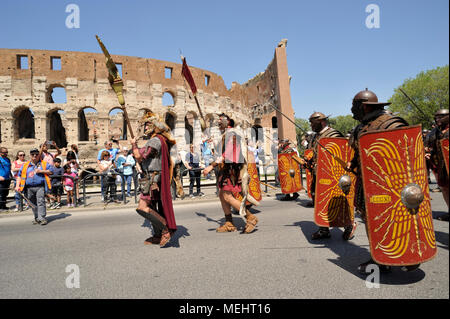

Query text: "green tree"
[294, 118, 311, 155]
[328, 115, 358, 135]
[388, 65, 449, 129]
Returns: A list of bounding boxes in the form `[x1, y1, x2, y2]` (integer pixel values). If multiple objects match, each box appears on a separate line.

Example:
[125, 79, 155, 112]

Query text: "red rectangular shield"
[314, 138, 355, 227]
[278, 152, 303, 194]
[359, 125, 436, 266]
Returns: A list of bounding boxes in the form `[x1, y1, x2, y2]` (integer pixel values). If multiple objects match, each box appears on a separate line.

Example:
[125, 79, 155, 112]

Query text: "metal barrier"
[79, 171, 139, 207]
[2, 175, 79, 212]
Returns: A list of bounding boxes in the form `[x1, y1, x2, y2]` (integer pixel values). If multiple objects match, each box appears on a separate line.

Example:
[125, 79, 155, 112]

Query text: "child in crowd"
[49, 158, 64, 209]
[11, 151, 27, 211]
[62, 164, 77, 207]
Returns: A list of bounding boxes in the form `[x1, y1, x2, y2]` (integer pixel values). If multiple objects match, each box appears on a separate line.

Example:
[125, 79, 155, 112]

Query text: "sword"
[269, 104, 348, 169]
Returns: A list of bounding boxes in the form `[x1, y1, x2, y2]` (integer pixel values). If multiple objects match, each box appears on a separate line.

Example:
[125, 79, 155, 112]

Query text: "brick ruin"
[0, 39, 296, 174]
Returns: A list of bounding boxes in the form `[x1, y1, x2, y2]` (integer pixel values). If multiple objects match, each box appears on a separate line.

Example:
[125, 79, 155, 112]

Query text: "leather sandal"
[159, 231, 172, 247]
[244, 214, 258, 234]
[144, 236, 161, 245]
[216, 221, 237, 233]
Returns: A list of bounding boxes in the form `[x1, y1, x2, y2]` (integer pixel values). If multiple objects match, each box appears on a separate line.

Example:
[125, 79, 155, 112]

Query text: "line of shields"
[311, 126, 438, 267]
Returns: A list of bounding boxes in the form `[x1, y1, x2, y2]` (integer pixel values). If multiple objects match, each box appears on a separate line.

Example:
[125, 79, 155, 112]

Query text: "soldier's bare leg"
[217, 190, 258, 233]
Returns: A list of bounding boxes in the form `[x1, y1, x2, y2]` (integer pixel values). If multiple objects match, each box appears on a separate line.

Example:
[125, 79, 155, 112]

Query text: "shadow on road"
[297, 198, 314, 208]
[292, 220, 426, 285]
[140, 219, 190, 248]
[164, 225, 190, 248]
[435, 230, 449, 250]
[195, 212, 247, 232]
[432, 210, 449, 222]
[47, 213, 71, 224]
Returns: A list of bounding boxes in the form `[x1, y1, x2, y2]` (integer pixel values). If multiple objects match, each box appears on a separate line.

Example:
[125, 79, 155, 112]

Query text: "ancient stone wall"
[0, 41, 295, 173]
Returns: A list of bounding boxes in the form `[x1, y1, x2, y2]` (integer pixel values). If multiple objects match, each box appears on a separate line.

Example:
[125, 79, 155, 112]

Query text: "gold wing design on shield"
[363, 132, 435, 259]
[279, 155, 294, 193]
[317, 142, 354, 223]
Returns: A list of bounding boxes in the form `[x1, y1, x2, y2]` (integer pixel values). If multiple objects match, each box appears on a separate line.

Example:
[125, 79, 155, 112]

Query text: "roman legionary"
[307, 112, 357, 241]
[425, 109, 449, 217]
[277, 139, 301, 201]
[131, 112, 177, 247]
[347, 88, 421, 274]
[203, 113, 259, 233]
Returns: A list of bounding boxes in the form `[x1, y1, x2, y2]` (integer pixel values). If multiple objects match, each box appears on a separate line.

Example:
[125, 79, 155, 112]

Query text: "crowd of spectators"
[0, 135, 285, 214]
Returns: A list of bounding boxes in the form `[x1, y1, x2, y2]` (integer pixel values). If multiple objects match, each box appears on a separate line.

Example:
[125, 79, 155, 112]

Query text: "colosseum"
[0, 39, 296, 174]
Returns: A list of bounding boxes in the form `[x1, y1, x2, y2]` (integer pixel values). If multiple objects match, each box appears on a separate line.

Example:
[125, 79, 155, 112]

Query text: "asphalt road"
[0, 192, 448, 299]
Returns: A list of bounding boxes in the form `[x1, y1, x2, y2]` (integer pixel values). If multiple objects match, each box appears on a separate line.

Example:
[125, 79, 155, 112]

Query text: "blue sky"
[1, 0, 448, 119]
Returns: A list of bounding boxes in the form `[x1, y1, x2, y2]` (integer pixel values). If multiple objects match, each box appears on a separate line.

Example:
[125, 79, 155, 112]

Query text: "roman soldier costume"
[307, 112, 357, 241]
[203, 113, 259, 233]
[348, 89, 436, 274]
[131, 112, 177, 247]
[277, 139, 302, 201]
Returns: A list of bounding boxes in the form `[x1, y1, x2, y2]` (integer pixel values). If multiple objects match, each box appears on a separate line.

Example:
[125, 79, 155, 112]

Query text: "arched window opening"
[251, 125, 264, 144]
[165, 113, 176, 131]
[184, 112, 196, 145]
[47, 85, 66, 103]
[14, 107, 35, 139]
[78, 107, 98, 142]
[109, 108, 127, 140]
[272, 116, 278, 129]
[162, 92, 175, 107]
[47, 109, 67, 148]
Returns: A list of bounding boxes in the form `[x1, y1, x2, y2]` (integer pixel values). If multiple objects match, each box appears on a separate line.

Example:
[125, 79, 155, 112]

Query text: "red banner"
[181, 56, 197, 95]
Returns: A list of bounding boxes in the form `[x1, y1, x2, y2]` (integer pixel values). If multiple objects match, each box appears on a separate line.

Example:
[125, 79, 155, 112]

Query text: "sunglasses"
[30, 153, 39, 156]
[18, 154, 25, 156]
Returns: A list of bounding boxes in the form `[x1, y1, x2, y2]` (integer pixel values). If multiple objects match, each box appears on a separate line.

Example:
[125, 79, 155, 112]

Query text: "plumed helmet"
[139, 111, 170, 135]
[309, 112, 328, 122]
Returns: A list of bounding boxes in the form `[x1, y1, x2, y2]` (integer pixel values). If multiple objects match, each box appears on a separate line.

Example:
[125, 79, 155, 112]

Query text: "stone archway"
[78, 107, 98, 142]
[184, 111, 197, 145]
[165, 112, 176, 131]
[47, 108, 67, 148]
[13, 106, 35, 139]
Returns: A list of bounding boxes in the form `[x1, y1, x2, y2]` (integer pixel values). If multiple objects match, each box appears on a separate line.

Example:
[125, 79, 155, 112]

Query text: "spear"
[398, 88, 430, 121]
[95, 35, 142, 173]
[95, 35, 135, 140]
[270, 103, 348, 169]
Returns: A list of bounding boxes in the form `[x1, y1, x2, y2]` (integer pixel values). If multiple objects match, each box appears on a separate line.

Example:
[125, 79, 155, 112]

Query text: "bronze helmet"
[308, 112, 328, 122]
[434, 109, 449, 117]
[434, 108, 449, 128]
[352, 88, 378, 103]
[351, 88, 390, 121]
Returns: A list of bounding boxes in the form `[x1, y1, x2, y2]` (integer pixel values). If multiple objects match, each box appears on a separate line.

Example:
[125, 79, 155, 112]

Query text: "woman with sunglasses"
[11, 151, 27, 211]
